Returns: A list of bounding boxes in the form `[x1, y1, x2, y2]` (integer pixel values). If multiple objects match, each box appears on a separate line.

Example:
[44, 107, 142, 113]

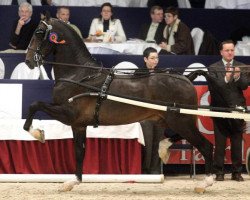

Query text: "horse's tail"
[185, 70, 208, 82]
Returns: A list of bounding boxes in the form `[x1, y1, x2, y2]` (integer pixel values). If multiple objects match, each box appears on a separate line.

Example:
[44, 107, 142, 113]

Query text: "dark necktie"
[225, 62, 231, 71]
[103, 20, 109, 32]
[225, 62, 234, 82]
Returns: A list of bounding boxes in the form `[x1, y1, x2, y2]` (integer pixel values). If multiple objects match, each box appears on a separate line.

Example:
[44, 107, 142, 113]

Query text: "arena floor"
[0, 174, 249, 200]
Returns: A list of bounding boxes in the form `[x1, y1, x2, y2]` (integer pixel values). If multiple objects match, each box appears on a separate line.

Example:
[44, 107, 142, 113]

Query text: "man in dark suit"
[138, 6, 165, 44]
[208, 40, 248, 182]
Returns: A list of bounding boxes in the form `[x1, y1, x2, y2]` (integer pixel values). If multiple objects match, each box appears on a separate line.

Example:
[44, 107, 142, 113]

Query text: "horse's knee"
[29, 101, 42, 112]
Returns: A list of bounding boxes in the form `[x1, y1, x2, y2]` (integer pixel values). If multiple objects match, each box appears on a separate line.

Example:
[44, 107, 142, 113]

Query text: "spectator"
[207, 40, 248, 182]
[56, 6, 83, 39]
[159, 6, 194, 55]
[9, 2, 37, 50]
[137, 47, 165, 174]
[88, 2, 126, 43]
[138, 6, 165, 44]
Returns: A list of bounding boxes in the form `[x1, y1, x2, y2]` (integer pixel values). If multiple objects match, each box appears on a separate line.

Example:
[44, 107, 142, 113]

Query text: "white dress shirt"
[89, 18, 126, 43]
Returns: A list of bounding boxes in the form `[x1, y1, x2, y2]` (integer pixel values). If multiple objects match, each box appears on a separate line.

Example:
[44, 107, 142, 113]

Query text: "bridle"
[28, 20, 52, 67]
[27, 19, 105, 80]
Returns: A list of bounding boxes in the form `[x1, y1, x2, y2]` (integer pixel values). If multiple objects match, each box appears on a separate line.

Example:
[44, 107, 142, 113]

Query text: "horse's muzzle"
[25, 59, 34, 69]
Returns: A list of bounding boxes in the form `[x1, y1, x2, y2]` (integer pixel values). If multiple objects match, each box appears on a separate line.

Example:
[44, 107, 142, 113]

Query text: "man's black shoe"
[231, 173, 244, 182]
[215, 174, 224, 181]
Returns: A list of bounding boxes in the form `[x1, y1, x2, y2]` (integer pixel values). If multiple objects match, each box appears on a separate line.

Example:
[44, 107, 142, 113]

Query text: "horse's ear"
[40, 10, 51, 21]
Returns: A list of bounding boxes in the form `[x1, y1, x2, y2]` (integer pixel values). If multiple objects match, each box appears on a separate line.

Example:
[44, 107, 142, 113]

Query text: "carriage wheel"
[246, 148, 250, 175]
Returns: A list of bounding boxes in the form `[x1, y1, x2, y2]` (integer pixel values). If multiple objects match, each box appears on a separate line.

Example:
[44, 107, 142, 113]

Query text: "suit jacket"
[208, 60, 248, 108]
[89, 18, 126, 42]
[138, 22, 165, 44]
[162, 21, 194, 55]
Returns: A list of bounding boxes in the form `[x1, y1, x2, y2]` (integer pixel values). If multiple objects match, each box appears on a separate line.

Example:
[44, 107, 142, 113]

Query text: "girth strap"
[93, 69, 114, 127]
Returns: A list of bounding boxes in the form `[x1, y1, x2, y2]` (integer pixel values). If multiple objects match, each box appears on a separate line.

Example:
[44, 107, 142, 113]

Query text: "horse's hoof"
[194, 175, 213, 194]
[194, 186, 205, 194]
[205, 175, 214, 187]
[59, 183, 74, 192]
[31, 129, 45, 143]
[158, 138, 172, 164]
[194, 181, 206, 194]
[59, 180, 79, 192]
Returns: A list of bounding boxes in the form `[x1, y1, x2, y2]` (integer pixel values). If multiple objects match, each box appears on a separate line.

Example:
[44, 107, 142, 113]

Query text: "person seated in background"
[9, 2, 37, 50]
[159, 6, 194, 55]
[136, 48, 183, 171]
[87, 2, 126, 43]
[138, 5, 165, 44]
[56, 6, 83, 39]
[137, 47, 166, 174]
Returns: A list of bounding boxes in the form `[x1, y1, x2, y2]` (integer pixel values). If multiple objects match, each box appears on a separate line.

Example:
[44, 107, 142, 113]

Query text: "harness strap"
[93, 69, 115, 127]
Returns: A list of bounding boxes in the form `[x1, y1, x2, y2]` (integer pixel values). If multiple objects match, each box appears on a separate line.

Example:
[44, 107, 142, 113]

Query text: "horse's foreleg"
[73, 127, 86, 182]
[23, 101, 75, 142]
[61, 127, 86, 192]
[23, 101, 39, 131]
[23, 101, 45, 142]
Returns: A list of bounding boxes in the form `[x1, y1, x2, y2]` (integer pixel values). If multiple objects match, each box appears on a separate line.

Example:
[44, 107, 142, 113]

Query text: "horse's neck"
[54, 42, 97, 80]
[55, 41, 91, 64]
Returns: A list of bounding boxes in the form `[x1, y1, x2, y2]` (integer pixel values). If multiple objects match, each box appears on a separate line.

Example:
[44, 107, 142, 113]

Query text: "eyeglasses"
[164, 14, 174, 19]
[148, 57, 159, 60]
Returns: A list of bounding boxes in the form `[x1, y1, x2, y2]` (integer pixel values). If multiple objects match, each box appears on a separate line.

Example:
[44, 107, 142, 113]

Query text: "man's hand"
[225, 67, 233, 82]
[15, 17, 26, 35]
[225, 67, 241, 82]
[233, 67, 241, 80]
[18, 17, 26, 27]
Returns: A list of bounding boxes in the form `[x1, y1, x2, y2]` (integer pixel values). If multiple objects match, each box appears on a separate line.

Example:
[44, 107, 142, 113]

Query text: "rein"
[42, 60, 250, 75]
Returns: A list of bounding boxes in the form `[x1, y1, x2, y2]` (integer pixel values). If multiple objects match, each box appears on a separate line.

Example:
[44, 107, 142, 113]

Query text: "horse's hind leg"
[166, 114, 213, 174]
[166, 114, 214, 192]
[23, 101, 75, 142]
[61, 126, 86, 192]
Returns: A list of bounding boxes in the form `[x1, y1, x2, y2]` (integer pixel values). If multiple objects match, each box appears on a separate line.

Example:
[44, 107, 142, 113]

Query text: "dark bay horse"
[24, 17, 214, 192]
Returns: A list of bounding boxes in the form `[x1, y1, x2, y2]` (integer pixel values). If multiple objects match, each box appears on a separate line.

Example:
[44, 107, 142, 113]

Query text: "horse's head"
[25, 14, 66, 69]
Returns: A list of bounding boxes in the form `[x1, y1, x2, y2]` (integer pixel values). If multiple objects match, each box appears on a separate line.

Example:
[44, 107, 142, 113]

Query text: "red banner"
[169, 86, 250, 164]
